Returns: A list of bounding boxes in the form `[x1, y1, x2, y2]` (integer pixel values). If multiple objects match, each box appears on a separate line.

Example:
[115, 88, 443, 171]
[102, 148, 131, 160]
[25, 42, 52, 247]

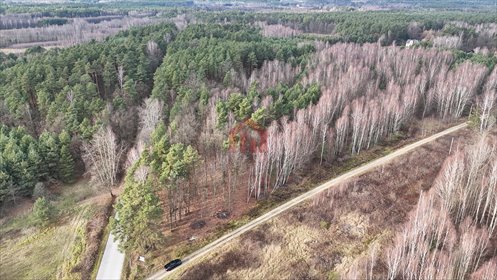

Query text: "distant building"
[406, 39, 419, 48]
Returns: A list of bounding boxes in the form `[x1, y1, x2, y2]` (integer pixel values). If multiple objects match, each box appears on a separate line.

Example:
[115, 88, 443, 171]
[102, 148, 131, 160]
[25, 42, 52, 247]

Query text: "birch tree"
[82, 126, 124, 197]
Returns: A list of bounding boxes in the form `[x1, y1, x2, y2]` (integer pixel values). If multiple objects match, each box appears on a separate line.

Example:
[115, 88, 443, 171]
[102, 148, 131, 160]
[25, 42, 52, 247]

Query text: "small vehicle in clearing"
[164, 259, 182, 271]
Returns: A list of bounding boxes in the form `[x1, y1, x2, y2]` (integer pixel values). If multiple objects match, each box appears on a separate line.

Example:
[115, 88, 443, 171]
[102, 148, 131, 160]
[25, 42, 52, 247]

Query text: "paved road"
[96, 233, 125, 280]
[147, 122, 468, 280]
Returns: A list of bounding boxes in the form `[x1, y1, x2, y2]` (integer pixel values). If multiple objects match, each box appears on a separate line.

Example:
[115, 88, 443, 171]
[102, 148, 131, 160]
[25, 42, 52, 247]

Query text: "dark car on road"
[164, 259, 182, 271]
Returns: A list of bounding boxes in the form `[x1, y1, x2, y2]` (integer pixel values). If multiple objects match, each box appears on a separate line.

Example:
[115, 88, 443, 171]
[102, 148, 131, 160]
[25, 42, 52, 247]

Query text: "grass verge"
[0, 206, 90, 280]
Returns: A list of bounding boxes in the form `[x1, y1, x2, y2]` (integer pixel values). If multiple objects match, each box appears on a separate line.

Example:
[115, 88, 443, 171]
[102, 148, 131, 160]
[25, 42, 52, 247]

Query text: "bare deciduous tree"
[117, 65, 125, 90]
[382, 135, 497, 280]
[82, 126, 124, 197]
[138, 98, 163, 145]
[478, 67, 497, 131]
[470, 257, 497, 280]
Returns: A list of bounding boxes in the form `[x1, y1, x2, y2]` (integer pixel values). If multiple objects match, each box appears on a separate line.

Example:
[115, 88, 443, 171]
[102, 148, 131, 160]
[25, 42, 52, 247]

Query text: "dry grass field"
[0, 180, 113, 280]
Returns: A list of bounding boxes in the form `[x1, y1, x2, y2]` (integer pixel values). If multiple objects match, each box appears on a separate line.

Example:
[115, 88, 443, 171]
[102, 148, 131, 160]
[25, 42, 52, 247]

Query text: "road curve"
[147, 122, 468, 280]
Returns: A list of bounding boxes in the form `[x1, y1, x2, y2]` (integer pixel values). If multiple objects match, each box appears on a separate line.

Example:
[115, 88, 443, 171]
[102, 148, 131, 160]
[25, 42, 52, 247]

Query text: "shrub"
[320, 220, 331, 230]
[32, 197, 56, 227]
[32, 182, 48, 199]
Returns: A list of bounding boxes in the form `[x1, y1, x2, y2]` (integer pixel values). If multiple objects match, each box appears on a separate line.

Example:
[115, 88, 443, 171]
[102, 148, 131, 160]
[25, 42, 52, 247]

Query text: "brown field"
[0, 45, 60, 55]
[0, 48, 27, 55]
[0, 16, 165, 51]
[168, 125, 483, 280]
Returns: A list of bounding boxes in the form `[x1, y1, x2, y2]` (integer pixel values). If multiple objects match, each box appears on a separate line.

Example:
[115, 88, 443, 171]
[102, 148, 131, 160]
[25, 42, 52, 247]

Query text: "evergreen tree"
[32, 197, 56, 227]
[136, 53, 149, 82]
[223, 71, 232, 87]
[251, 107, 266, 126]
[39, 132, 59, 180]
[103, 60, 116, 95]
[237, 97, 252, 120]
[0, 171, 14, 204]
[112, 167, 162, 251]
[216, 102, 228, 129]
[25, 142, 41, 187]
[247, 51, 258, 73]
[123, 78, 138, 103]
[158, 143, 199, 227]
[79, 118, 94, 140]
[58, 130, 74, 183]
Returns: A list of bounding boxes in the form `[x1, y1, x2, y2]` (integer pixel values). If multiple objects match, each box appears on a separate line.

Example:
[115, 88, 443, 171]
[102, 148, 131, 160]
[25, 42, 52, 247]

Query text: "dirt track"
[146, 122, 468, 280]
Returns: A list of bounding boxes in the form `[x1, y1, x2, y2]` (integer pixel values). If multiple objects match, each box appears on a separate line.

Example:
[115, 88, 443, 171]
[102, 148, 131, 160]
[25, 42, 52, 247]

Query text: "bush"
[32, 182, 48, 199]
[320, 220, 331, 230]
[32, 197, 56, 227]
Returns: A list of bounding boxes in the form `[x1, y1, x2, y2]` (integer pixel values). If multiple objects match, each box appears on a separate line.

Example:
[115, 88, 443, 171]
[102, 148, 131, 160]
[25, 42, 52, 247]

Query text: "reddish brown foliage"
[228, 120, 268, 154]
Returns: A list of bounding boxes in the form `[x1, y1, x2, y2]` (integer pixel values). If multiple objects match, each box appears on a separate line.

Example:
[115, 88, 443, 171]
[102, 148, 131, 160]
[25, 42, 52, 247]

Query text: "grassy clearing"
[0, 210, 35, 237]
[0, 227, 63, 279]
[0, 206, 90, 280]
[0, 179, 108, 280]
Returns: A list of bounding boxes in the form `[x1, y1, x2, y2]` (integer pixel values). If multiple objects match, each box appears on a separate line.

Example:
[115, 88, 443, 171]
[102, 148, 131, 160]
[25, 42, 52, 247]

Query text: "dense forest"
[1, 7, 496, 278]
[196, 10, 497, 49]
[0, 23, 177, 203]
[2, 0, 495, 11]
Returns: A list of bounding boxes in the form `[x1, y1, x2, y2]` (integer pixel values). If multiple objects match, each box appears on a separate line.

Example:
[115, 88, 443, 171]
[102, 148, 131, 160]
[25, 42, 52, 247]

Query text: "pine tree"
[0, 171, 14, 204]
[58, 144, 74, 182]
[136, 53, 149, 82]
[123, 78, 138, 103]
[237, 97, 253, 120]
[39, 132, 59, 180]
[79, 118, 94, 140]
[26, 142, 41, 186]
[248, 51, 258, 73]
[216, 102, 229, 129]
[103, 60, 116, 96]
[112, 177, 162, 251]
[58, 131, 74, 184]
[251, 107, 266, 126]
[32, 197, 56, 227]
[223, 71, 232, 87]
